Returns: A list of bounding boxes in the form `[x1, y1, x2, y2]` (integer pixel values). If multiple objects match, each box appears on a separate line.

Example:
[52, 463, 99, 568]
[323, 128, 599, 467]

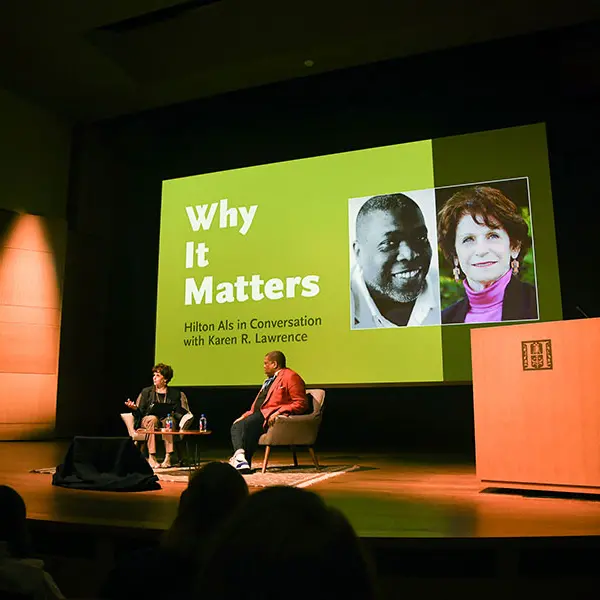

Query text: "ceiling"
[1, 0, 599, 123]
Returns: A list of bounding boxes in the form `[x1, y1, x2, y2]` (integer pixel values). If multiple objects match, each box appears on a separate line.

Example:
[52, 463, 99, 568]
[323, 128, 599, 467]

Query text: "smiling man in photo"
[350, 193, 440, 329]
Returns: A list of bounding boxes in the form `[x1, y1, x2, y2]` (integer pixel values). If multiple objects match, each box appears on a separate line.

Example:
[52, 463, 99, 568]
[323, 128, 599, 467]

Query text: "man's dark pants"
[231, 411, 265, 466]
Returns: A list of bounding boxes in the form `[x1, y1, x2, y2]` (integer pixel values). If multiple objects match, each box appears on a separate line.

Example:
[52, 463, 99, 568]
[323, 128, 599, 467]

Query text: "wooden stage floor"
[4, 440, 600, 540]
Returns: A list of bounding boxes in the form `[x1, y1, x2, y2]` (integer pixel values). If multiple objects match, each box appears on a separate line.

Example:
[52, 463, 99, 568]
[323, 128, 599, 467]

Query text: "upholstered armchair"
[258, 389, 326, 473]
[120, 412, 148, 454]
[178, 412, 195, 434]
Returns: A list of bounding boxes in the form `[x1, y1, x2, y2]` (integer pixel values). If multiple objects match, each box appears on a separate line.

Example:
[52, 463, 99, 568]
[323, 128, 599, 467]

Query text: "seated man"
[230, 351, 309, 473]
[125, 362, 190, 469]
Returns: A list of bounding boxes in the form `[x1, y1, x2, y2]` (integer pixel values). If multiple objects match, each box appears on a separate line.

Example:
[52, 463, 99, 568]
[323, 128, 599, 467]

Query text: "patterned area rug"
[31, 464, 359, 488]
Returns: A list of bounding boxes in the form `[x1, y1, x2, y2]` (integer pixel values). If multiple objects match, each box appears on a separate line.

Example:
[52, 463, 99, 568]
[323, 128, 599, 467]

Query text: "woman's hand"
[124, 399, 137, 410]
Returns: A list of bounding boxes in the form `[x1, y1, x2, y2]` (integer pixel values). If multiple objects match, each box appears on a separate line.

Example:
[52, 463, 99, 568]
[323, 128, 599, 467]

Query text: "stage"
[3, 441, 600, 597]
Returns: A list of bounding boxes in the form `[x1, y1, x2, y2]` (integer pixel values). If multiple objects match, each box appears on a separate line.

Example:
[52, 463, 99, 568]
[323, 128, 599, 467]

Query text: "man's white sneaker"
[229, 452, 252, 474]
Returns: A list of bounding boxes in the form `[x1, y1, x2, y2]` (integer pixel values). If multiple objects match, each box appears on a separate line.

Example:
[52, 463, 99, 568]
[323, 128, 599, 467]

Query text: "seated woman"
[124, 362, 190, 468]
[437, 185, 537, 324]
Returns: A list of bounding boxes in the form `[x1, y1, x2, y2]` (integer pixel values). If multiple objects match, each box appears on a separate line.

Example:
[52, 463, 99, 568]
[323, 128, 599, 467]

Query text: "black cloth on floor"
[52, 436, 160, 491]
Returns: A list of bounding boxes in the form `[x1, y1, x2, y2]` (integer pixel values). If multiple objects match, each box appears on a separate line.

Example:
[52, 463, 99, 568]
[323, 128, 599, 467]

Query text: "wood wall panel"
[0, 213, 66, 440]
[0, 422, 56, 440]
[0, 247, 60, 308]
[0, 321, 59, 373]
[3, 215, 56, 251]
[0, 305, 59, 327]
[0, 373, 58, 423]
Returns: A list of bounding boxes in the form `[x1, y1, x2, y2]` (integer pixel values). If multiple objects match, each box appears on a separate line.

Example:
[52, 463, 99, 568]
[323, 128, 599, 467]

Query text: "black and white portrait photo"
[349, 190, 441, 330]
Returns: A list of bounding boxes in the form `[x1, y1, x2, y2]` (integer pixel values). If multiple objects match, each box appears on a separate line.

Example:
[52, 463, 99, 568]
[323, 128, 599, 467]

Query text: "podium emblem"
[521, 339, 553, 370]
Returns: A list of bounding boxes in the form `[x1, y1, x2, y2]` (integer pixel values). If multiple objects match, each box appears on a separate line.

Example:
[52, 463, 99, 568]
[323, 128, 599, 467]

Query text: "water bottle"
[199, 414, 207, 432]
[166, 413, 173, 431]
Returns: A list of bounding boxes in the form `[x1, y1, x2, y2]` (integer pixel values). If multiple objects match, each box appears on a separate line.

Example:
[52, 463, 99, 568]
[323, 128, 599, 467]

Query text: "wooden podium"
[471, 318, 600, 493]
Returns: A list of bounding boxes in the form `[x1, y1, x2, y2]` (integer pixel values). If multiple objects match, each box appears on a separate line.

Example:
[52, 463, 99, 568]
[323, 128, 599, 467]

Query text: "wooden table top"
[135, 429, 212, 435]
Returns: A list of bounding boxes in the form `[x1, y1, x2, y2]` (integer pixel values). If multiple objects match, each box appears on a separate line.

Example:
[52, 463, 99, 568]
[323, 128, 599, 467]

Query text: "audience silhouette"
[0, 485, 65, 599]
[198, 485, 377, 600]
[100, 461, 249, 599]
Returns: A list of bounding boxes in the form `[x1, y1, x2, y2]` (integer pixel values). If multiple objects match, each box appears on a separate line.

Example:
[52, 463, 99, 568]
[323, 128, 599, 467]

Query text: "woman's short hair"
[437, 186, 530, 262]
[152, 363, 174, 383]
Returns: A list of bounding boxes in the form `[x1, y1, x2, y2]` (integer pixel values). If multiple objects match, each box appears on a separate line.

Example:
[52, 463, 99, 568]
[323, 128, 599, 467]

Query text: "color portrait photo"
[435, 177, 538, 325]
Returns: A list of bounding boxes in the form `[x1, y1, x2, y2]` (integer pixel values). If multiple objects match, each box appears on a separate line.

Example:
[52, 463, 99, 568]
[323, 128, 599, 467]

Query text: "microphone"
[576, 305, 591, 319]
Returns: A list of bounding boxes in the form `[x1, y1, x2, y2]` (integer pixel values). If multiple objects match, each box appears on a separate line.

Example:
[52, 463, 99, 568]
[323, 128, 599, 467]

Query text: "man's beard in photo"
[370, 270, 426, 304]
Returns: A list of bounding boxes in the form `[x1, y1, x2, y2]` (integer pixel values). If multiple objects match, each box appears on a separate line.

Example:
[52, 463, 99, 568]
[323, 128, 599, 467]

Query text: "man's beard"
[369, 273, 426, 304]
